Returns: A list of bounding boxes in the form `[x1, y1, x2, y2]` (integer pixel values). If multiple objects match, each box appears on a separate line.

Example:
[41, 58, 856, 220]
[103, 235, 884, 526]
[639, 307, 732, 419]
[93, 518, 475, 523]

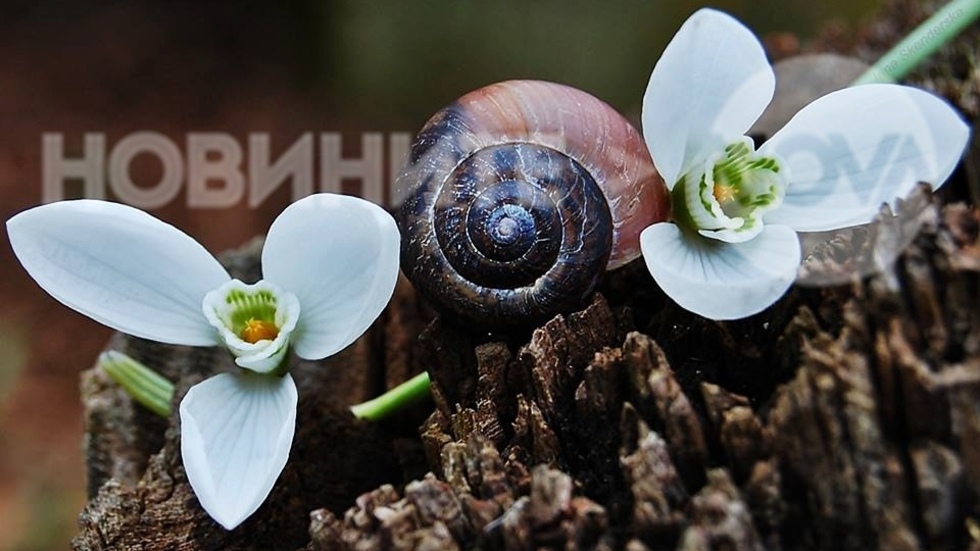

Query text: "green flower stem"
[853, 0, 980, 85]
[349, 372, 432, 421]
[98, 349, 433, 422]
[99, 351, 174, 417]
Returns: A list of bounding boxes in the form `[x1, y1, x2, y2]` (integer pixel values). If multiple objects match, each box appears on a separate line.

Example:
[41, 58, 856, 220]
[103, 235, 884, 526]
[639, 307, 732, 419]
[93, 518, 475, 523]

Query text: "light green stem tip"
[853, 0, 980, 85]
[99, 351, 174, 417]
[349, 372, 432, 422]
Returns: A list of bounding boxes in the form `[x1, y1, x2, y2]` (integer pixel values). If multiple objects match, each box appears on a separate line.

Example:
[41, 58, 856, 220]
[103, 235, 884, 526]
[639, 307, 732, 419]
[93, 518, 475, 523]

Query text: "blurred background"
[0, 0, 881, 548]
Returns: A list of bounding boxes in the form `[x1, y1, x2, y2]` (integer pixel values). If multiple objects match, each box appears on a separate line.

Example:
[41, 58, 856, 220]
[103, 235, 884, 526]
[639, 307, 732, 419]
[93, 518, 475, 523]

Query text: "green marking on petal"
[697, 173, 714, 214]
[225, 288, 279, 335]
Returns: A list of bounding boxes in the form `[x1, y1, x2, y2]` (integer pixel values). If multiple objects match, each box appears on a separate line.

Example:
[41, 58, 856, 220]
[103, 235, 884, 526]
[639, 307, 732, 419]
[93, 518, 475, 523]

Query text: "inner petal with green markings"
[671, 137, 787, 244]
[202, 279, 301, 374]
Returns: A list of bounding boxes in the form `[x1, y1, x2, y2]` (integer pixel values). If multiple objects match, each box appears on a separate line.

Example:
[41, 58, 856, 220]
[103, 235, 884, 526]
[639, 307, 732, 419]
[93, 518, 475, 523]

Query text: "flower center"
[712, 182, 737, 204]
[672, 137, 787, 244]
[202, 280, 301, 374]
[241, 318, 280, 344]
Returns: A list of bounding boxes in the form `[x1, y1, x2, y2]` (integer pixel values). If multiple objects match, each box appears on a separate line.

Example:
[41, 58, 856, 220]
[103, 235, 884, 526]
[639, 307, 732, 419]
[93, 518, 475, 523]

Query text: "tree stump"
[72, 1, 980, 549]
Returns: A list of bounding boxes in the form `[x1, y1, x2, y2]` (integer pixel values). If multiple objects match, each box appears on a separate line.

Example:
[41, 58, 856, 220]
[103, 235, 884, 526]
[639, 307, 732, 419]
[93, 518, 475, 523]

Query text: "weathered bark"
[303, 188, 979, 551]
[73, 2, 980, 549]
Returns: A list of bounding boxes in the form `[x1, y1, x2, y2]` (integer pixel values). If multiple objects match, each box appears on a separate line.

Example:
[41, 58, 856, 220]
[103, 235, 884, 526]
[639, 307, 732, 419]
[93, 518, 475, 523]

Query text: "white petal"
[640, 223, 801, 320]
[642, 8, 775, 186]
[179, 372, 297, 530]
[262, 194, 400, 359]
[7, 200, 229, 346]
[761, 84, 970, 231]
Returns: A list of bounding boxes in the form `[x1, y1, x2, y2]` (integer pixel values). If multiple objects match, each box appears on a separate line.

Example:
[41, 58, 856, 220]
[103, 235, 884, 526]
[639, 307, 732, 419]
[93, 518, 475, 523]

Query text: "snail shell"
[395, 80, 668, 326]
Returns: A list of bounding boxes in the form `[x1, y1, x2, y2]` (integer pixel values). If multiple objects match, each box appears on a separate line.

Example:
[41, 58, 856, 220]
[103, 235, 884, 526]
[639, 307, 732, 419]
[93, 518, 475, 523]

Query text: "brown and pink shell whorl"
[395, 80, 668, 326]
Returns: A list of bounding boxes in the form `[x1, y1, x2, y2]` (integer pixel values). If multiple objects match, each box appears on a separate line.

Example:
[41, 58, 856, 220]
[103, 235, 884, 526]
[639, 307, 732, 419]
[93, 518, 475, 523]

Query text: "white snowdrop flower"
[7, 193, 400, 529]
[639, 8, 970, 319]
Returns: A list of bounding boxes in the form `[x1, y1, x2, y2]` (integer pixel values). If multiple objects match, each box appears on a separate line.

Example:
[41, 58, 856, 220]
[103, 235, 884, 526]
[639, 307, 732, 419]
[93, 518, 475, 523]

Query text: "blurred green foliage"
[313, 0, 880, 128]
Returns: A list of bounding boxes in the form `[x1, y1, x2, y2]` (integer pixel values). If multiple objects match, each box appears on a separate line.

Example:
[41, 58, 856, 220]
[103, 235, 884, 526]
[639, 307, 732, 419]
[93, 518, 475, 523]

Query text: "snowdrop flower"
[639, 9, 970, 320]
[6, 194, 400, 529]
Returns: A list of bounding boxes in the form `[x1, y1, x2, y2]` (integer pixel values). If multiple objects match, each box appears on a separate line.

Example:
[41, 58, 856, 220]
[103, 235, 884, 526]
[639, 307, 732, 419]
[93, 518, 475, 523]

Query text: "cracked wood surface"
[73, 1, 980, 549]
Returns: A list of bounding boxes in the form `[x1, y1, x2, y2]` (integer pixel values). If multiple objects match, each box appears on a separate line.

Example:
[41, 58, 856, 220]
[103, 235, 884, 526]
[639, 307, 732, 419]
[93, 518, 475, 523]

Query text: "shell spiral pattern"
[395, 80, 668, 326]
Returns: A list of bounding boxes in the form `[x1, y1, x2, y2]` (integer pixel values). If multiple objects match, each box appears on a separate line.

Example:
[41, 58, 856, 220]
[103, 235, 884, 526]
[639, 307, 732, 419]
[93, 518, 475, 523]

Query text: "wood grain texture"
[73, 2, 980, 549]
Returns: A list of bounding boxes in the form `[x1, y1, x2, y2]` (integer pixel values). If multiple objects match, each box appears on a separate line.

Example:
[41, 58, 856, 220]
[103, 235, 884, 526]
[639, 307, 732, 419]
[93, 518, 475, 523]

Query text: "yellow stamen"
[713, 182, 736, 204]
[240, 318, 279, 344]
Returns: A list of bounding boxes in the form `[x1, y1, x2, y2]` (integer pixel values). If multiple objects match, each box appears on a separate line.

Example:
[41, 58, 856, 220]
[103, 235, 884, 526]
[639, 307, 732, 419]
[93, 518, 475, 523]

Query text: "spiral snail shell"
[395, 80, 668, 326]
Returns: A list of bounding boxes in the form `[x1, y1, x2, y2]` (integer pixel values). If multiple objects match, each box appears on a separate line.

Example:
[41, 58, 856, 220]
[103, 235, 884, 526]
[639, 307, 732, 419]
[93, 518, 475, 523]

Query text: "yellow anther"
[240, 318, 279, 344]
[713, 182, 736, 204]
